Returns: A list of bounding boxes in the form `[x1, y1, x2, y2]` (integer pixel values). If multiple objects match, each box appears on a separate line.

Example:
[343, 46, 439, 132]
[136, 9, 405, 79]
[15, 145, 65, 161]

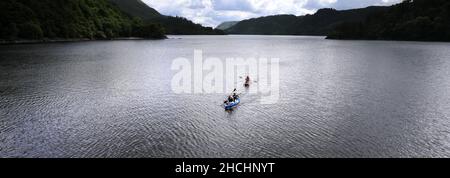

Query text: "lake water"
[1, 35, 450, 158]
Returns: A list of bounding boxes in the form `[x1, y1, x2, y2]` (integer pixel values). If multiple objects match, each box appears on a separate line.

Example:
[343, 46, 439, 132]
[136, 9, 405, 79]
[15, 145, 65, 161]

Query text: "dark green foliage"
[327, 0, 450, 41]
[0, 0, 165, 40]
[18, 22, 44, 39]
[134, 23, 166, 39]
[226, 7, 387, 35]
[1, 23, 19, 40]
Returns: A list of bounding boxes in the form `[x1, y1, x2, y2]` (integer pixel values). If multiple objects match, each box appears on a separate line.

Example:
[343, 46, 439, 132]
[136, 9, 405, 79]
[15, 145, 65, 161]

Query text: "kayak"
[224, 98, 240, 110]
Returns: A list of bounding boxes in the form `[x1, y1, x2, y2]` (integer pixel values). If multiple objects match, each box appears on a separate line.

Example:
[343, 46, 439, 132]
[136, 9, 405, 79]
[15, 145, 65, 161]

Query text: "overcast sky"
[142, 0, 401, 27]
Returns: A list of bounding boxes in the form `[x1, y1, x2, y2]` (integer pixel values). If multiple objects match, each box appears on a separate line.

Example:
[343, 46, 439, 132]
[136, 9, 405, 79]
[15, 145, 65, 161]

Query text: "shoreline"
[0, 37, 167, 45]
[3, 35, 449, 45]
[325, 36, 450, 43]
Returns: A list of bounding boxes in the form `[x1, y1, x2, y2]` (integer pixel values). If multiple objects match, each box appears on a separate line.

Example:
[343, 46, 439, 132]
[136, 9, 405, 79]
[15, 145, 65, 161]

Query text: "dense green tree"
[134, 23, 166, 39]
[18, 22, 43, 39]
[1, 23, 19, 40]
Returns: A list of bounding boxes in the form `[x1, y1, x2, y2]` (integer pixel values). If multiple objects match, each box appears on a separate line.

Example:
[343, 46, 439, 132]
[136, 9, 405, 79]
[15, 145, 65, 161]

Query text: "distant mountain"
[226, 15, 299, 35]
[327, 0, 450, 41]
[216, 21, 239, 30]
[109, 0, 224, 35]
[0, 0, 165, 41]
[225, 7, 388, 36]
[109, 0, 160, 19]
[152, 16, 224, 35]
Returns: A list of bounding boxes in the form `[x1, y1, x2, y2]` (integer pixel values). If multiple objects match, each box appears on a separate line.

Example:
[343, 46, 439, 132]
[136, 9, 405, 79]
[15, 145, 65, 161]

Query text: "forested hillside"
[0, 0, 165, 41]
[327, 0, 450, 41]
[225, 7, 387, 35]
[108, 0, 160, 19]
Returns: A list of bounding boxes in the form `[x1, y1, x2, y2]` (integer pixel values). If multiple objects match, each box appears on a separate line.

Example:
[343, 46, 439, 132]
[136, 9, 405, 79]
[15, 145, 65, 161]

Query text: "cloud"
[188, 0, 206, 9]
[142, 0, 402, 27]
[211, 0, 254, 11]
[304, 0, 401, 10]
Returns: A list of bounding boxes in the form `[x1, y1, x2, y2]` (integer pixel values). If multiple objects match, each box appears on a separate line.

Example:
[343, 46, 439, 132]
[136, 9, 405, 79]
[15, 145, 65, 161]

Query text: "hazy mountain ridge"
[216, 21, 239, 30]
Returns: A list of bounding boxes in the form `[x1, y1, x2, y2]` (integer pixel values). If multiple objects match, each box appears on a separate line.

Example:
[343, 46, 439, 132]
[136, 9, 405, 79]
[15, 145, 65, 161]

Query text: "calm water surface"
[1, 36, 450, 158]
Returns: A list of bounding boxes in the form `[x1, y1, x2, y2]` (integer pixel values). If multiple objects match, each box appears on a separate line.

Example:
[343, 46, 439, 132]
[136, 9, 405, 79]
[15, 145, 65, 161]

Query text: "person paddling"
[244, 76, 250, 87]
[228, 95, 234, 102]
[228, 88, 237, 102]
[224, 88, 241, 110]
[233, 93, 239, 100]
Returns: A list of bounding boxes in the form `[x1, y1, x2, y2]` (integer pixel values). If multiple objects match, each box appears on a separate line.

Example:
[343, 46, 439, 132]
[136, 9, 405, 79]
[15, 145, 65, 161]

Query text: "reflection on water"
[0, 36, 450, 158]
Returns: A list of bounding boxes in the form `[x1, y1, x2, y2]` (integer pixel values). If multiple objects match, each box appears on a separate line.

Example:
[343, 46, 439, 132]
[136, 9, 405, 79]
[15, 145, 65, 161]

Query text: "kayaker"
[244, 76, 251, 87]
[233, 93, 239, 100]
[228, 95, 234, 102]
